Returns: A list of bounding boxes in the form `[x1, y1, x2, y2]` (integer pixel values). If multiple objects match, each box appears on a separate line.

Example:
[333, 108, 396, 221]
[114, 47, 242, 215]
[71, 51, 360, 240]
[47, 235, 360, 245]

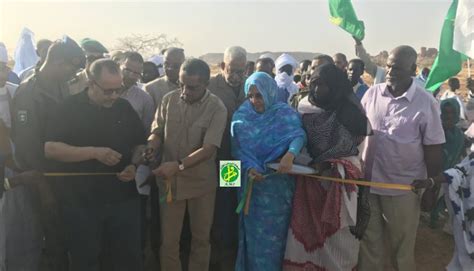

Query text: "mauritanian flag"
[328, 0, 365, 41]
[453, 0, 474, 59]
[425, 0, 470, 92]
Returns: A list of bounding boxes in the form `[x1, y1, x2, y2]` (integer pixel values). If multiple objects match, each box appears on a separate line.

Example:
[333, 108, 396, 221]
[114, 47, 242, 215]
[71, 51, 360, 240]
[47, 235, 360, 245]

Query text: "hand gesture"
[143, 139, 160, 164]
[143, 147, 156, 164]
[131, 145, 147, 165]
[94, 147, 122, 166]
[248, 168, 264, 181]
[411, 179, 433, 190]
[352, 35, 362, 45]
[152, 161, 179, 180]
[278, 152, 295, 174]
[117, 165, 136, 182]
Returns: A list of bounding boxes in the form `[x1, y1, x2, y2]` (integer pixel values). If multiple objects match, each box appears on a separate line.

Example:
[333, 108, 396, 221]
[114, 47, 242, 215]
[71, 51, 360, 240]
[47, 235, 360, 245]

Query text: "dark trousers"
[35, 181, 69, 271]
[140, 194, 148, 259]
[62, 198, 143, 271]
[42, 204, 69, 271]
[150, 179, 161, 263]
[209, 187, 238, 271]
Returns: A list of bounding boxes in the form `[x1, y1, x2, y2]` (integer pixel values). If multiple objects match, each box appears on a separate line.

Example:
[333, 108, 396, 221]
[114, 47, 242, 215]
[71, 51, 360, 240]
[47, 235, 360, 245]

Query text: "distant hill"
[199, 51, 322, 64]
[200, 47, 437, 67]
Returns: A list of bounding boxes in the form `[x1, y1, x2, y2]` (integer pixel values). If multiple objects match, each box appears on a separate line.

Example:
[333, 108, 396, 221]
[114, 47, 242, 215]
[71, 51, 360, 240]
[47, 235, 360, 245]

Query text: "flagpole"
[468, 58, 471, 77]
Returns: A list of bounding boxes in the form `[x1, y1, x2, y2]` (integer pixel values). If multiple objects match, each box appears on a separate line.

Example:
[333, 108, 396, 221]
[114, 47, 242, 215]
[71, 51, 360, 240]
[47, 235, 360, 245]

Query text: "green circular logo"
[221, 163, 239, 183]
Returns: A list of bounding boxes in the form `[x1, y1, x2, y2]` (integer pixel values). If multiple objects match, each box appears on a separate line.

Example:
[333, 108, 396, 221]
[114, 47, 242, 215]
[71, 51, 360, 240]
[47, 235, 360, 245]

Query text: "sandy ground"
[36, 203, 455, 271]
[141, 213, 455, 271]
[413, 221, 454, 271]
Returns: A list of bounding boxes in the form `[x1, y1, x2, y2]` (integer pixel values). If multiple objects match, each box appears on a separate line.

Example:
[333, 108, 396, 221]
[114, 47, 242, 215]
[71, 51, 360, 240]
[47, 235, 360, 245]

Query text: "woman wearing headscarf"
[231, 72, 306, 270]
[441, 99, 466, 170]
[430, 98, 466, 227]
[413, 156, 474, 270]
[283, 63, 371, 271]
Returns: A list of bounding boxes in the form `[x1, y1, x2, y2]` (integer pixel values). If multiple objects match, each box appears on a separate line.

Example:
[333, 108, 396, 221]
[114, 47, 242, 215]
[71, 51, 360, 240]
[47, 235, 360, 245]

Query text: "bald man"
[333, 52, 348, 72]
[144, 47, 185, 110]
[208, 46, 247, 271]
[358, 46, 445, 271]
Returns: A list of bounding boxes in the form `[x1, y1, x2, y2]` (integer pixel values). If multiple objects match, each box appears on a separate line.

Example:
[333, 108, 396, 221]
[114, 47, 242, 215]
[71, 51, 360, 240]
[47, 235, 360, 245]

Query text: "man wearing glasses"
[11, 36, 85, 271]
[119, 51, 154, 135]
[69, 38, 108, 95]
[44, 59, 146, 271]
[118, 51, 155, 265]
[207, 46, 247, 271]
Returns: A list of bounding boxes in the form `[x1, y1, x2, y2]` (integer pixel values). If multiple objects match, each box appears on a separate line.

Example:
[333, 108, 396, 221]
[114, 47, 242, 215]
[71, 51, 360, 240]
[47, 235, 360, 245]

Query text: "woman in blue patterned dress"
[231, 72, 306, 271]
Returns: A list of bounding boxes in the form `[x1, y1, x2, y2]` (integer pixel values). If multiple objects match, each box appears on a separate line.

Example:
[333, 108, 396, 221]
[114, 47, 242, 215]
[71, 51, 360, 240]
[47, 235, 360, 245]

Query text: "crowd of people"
[0, 34, 473, 271]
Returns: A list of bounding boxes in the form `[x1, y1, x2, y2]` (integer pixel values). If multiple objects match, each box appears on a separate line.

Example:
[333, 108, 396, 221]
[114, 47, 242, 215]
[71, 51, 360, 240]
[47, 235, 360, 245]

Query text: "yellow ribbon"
[166, 180, 173, 203]
[294, 174, 413, 191]
[43, 172, 118, 177]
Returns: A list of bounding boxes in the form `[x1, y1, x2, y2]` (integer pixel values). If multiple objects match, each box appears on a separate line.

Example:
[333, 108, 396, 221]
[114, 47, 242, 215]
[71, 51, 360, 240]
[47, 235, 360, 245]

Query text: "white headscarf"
[275, 53, 299, 102]
[275, 53, 298, 71]
[13, 28, 39, 74]
[0, 43, 7, 64]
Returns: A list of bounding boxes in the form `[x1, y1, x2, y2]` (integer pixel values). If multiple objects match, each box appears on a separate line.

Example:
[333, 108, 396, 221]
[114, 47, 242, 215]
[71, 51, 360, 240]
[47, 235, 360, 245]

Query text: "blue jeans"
[62, 198, 143, 271]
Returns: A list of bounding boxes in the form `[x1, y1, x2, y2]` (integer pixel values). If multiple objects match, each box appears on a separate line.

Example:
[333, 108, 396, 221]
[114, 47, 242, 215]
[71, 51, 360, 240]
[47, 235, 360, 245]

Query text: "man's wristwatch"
[178, 160, 185, 171]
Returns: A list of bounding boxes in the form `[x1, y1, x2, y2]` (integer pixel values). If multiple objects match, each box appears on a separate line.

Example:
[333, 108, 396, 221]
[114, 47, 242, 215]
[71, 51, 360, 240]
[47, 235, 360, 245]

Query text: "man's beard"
[225, 76, 241, 88]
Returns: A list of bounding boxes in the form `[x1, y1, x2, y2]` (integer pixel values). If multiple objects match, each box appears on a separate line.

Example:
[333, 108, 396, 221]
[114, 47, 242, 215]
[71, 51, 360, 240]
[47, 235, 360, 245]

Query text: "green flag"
[329, 0, 365, 41]
[425, 0, 467, 92]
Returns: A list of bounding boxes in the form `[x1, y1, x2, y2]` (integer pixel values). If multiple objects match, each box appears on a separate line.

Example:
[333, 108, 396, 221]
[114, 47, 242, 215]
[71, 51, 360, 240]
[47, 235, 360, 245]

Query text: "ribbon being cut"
[236, 163, 413, 215]
[43, 167, 412, 208]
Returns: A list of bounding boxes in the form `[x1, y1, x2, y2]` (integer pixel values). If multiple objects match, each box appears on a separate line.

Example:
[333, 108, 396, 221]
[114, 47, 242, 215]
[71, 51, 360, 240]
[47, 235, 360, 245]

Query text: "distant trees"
[114, 33, 182, 57]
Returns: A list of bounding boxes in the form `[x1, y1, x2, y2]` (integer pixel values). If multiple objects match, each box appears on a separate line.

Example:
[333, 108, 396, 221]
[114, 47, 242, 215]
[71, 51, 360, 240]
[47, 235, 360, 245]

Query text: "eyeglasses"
[93, 80, 126, 96]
